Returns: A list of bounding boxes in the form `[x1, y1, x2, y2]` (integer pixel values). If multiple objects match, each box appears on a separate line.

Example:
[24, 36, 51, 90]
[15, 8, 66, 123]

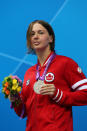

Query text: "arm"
[40, 58, 87, 106]
[52, 87, 87, 106]
[52, 58, 87, 106]
[13, 91, 27, 118]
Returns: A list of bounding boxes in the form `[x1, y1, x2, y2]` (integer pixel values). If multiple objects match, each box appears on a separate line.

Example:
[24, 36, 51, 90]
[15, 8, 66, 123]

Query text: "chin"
[33, 45, 43, 50]
[33, 44, 49, 51]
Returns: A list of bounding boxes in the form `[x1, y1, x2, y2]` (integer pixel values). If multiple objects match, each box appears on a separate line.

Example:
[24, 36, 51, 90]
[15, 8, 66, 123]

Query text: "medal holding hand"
[33, 80, 56, 96]
[40, 84, 56, 96]
[39, 83, 56, 96]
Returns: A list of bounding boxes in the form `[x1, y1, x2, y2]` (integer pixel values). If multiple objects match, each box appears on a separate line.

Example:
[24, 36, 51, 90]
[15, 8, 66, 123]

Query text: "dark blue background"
[0, 0, 87, 130]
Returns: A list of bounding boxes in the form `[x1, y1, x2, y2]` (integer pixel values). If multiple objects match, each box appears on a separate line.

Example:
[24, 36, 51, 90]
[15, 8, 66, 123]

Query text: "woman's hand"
[8, 94, 19, 102]
[40, 84, 56, 96]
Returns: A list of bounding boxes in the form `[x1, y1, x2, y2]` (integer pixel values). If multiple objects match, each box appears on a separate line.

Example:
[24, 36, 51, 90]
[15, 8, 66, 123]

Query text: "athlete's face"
[30, 23, 53, 51]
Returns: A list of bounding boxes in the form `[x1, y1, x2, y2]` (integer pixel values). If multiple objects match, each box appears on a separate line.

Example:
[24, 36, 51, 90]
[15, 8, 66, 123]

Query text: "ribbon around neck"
[36, 53, 56, 81]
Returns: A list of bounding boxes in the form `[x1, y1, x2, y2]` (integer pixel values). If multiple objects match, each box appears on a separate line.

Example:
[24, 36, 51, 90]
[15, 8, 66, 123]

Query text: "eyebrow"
[31, 29, 45, 32]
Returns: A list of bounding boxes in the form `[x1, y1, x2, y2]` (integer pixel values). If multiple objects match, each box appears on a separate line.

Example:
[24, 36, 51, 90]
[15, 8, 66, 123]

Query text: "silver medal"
[33, 80, 45, 94]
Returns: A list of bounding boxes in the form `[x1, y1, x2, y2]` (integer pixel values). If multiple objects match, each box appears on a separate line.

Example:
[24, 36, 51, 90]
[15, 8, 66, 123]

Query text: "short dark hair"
[26, 20, 55, 54]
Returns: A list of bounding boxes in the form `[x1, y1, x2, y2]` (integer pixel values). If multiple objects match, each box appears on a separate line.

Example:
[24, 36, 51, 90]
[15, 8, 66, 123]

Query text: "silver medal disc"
[33, 80, 45, 94]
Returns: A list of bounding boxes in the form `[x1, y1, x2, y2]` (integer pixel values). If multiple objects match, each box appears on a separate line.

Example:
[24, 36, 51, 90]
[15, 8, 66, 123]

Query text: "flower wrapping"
[2, 75, 23, 107]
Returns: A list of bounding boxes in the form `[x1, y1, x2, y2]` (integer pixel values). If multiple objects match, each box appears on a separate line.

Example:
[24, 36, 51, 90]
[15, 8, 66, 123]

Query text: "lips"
[33, 41, 40, 45]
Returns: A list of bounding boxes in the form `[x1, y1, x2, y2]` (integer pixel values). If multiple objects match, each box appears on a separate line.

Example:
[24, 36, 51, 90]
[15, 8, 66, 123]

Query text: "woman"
[9, 20, 87, 131]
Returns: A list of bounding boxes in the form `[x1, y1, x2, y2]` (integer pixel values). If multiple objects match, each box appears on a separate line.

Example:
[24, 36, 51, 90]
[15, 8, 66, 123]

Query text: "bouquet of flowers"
[2, 75, 23, 107]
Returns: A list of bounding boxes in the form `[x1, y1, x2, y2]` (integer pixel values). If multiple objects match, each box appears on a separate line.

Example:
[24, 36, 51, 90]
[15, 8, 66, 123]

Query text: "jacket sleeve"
[52, 58, 87, 106]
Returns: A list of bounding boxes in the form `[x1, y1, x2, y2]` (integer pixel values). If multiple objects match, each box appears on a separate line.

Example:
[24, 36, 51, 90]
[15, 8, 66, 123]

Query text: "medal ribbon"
[36, 53, 56, 81]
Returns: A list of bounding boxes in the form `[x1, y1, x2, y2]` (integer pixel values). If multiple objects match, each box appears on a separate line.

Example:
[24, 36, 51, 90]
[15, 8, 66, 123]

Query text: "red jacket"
[14, 52, 87, 131]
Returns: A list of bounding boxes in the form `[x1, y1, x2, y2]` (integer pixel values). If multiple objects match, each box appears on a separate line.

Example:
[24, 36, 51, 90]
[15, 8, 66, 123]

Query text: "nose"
[33, 32, 39, 39]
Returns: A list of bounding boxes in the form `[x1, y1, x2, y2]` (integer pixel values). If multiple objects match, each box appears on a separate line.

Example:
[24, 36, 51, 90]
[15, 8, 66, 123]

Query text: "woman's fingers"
[8, 94, 18, 102]
[8, 95, 15, 102]
[40, 91, 55, 95]
[40, 87, 55, 92]
[40, 84, 56, 96]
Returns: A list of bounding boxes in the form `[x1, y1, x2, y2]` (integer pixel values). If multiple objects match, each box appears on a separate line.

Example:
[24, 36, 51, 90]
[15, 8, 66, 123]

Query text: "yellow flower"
[12, 85, 17, 90]
[12, 79, 17, 85]
[17, 86, 21, 92]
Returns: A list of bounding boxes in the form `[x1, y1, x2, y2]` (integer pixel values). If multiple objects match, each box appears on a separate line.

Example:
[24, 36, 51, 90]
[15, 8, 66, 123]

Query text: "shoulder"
[24, 64, 36, 77]
[55, 54, 77, 64]
[54, 54, 79, 70]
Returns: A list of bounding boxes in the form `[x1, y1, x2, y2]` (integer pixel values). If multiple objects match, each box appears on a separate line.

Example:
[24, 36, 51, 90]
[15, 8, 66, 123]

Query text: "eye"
[31, 32, 35, 36]
[38, 30, 44, 34]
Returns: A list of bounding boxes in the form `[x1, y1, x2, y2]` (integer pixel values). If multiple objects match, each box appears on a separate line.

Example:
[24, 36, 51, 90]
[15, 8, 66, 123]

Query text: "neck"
[36, 47, 51, 66]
